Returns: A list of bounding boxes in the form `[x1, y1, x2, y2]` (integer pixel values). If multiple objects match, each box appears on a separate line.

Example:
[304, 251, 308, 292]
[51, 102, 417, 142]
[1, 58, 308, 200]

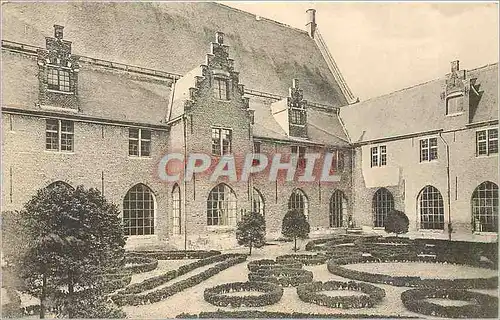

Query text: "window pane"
[61, 133, 73, 151]
[141, 129, 151, 140]
[129, 140, 139, 156]
[60, 120, 73, 133]
[141, 140, 151, 157]
[129, 128, 139, 139]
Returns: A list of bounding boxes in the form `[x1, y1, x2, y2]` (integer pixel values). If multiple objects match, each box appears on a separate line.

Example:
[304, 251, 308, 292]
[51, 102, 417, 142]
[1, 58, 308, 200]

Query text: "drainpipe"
[438, 132, 452, 240]
[183, 115, 188, 251]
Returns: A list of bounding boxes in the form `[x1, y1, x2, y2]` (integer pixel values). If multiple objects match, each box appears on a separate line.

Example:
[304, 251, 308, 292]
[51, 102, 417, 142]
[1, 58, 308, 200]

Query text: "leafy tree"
[236, 211, 266, 255]
[384, 209, 409, 237]
[2, 184, 126, 318]
[281, 210, 310, 252]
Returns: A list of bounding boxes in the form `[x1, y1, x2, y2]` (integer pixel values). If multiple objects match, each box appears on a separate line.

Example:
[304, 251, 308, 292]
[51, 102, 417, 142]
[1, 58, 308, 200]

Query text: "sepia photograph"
[1, 1, 499, 319]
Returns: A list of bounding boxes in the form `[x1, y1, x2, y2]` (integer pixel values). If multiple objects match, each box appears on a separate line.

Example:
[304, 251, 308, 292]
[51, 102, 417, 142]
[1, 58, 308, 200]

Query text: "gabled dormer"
[168, 31, 250, 120]
[271, 79, 308, 138]
[37, 25, 80, 111]
[441, 60, 483, 124]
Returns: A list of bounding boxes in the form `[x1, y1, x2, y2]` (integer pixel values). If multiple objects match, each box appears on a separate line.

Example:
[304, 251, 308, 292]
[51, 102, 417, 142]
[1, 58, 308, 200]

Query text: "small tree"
[384, 209, 409, 237]
[236, 211, 266, 255]
[282, 210, 310, 252]
[3, 184, 126, 318]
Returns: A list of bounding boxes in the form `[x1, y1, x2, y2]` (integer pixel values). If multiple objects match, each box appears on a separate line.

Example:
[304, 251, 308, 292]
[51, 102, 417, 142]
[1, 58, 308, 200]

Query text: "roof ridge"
[349, 61, 499, 106]
[213, 2, 309, 35]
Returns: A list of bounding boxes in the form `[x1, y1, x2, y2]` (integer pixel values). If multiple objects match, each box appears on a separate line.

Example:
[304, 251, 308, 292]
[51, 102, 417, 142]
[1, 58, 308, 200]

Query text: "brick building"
[2, 2, 498, 249]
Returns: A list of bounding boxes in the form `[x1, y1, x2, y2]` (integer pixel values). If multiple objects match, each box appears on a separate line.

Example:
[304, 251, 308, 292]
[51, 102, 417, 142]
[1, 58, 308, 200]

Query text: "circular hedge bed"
[327, 255, 498, 289]
[247, 259, 303, 272]
[248, 267, 313, 287]
[297, 280, 386, 309]
[204, 281, 283, 307]
[276, 254, 327, 266]
[401, 288, 498, 318]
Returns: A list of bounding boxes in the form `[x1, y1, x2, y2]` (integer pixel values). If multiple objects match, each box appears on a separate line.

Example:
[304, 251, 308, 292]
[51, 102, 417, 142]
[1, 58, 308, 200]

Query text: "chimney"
[54, 25, 64, 39]
[306, 9, 316, 38]
[215, 31, 224, 44]
[451, 60, 460, 72]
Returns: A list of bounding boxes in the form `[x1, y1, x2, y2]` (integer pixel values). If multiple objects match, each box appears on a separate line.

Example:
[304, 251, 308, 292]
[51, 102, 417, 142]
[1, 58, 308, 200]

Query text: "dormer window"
[290, 108, 306, 125]
[47, 66, 71, 92]
[446, 93, 463, 115]
[213, 78, 229, 100]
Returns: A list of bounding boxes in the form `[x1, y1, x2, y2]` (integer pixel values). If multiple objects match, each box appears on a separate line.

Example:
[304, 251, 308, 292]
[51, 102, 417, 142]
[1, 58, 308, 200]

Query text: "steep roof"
[339, 63, 499, 143]
[2, 1, 348, 107]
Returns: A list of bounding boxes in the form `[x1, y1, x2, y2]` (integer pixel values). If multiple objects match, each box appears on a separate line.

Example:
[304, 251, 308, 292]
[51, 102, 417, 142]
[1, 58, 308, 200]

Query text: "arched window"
[288, 189, 308, 218]
[172, 184, 181, 235]
[252, 188, 265, 216]
[373, 188, 395, 227]
[47, 180, 74, 190]
[418, 185, 444, 230]
[207, 184, 237, 226]
[329, 190, 347, 228]
[123, 184, 155, 236]
[472, 181, 498, 232]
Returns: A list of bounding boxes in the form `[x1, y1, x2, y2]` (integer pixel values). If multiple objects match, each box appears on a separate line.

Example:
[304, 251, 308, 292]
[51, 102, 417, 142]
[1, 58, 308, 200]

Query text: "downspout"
[183, 114, 188, 251]
[438, 132, 452, 240]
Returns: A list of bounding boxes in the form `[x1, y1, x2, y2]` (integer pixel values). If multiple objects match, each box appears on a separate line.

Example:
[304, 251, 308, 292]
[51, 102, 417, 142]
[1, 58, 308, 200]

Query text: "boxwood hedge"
[176, 310, 418, 318]
[247, 259, 303, 272]
[401, 288, 498, 318]
[297, 280, 385, 309]
[248, 267, 313, 287]
[204, 281, 283, 307]
[276, 254, 327, 265]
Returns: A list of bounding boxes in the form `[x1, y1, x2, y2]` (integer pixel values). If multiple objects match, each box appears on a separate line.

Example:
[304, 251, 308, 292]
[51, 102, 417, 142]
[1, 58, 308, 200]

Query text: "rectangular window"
[129, 128, 151, 157]
[420, 137, 438, 162]
[47, 67, 71, 92]
[211, 127, 232, 156]
[371, 145, 386, 167]
[213, 78, 229, 100]
[477, 128, 498, 156]
[290, 108, 306, 125]
[45, 119, 74, 152]
[446, 96, 462, 115]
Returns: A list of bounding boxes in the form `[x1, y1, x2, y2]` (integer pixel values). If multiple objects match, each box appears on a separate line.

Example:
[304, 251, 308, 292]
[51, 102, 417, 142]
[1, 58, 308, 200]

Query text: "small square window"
[129, 128, 151, 157]
[420, 138, 438, 162]
[477, 128, 498, 156]
[47, 67, 72, 92]
[371, 145, 386, 167]
[211, 127, 232, 156]
[45, 119, 74, 152]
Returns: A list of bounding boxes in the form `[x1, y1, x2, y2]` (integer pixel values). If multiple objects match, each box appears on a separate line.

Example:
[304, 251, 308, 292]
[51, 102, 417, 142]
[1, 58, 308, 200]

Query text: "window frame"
[45, 118, 74, 152]
[212, 77, 229, 100]
[288, 189, 309, 219]
[418, 185, 445, 230]
[129, 128, 152, 157]
[172, 184, 182, 235]
[370, 145, 387, 167]
[290, 107, 306, 126]
[445, 93, 463, 115]
[476, 128, 498, 157]
[46, 64, 73, 94]
[123, 184, 156, 236]
[471, 181, 498, 233]
[419, 137, 438, 162]
[211, 127, 233, 156]
[329, 190, 346, 228]
[207, 183, 238, 226]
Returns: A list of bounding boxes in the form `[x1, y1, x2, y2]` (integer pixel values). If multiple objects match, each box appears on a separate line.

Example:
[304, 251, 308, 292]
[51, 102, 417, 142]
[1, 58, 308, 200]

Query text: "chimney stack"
[451, 60, 460, 72]
[306, 9, 317, 38]
[215, 31, 224, 44]
[54, 25, 64, 39]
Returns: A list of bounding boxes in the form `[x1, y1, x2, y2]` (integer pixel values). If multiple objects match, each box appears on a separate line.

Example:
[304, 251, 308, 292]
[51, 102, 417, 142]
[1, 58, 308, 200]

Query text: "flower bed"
[327, 255, 498, 289]
[128, 250, 221, 260]
[296, 280, 386, 309]
[204, 281, 283, 307]
[247, 259, 303, 272]
[117, 253, 240, 295]
[176, 310, 418, 318]
[401, 288, 498, 318]
[124, 255, 159, 274]
[276, 254, 327, 265]
[248, 267, 313, 287]
[110, 254, 247, 306]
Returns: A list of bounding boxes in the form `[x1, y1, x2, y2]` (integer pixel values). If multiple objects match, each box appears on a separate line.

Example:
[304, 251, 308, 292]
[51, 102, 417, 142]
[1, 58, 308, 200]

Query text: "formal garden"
[1, 187, 498, 318]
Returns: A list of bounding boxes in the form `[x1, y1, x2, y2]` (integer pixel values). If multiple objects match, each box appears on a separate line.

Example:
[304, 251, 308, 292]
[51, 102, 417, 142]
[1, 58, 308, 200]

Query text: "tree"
[281, 210, 310, 252]
[3, 184, 126, 318]
[384, 209, 409, 237]
[236, 211, 266, 255]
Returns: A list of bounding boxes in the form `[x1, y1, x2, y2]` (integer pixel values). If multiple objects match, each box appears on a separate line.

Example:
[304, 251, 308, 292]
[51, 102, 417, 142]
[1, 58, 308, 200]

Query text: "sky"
[220, 1, 499, 101]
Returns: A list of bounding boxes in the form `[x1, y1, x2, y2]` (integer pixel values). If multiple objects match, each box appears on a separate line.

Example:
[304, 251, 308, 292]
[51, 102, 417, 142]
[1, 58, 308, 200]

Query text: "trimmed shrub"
[204, 281, 283, 307]
[384, 210, 409, 236]
[176, 310, 418, 318]
[248, 267, 313, 287]
[123, 255, 158, 274]
[110, 254, 247, 306]
[247, 259, 303, 272]
[282, 209, 310, 252]
[127, 250, 221, 260]
[276, 254, 327, 265]
[327, 255, 498, 289]
[401, 288, 498, 318]
[297, 281, 385, 309]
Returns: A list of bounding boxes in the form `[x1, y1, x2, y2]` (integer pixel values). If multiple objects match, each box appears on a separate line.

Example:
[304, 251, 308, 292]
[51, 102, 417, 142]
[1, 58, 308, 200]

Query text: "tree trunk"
[40, 273, 46, 319]
[294, 237, 297, 252]
[68, 275, 74, 318]
[249, 242, 252, 255]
